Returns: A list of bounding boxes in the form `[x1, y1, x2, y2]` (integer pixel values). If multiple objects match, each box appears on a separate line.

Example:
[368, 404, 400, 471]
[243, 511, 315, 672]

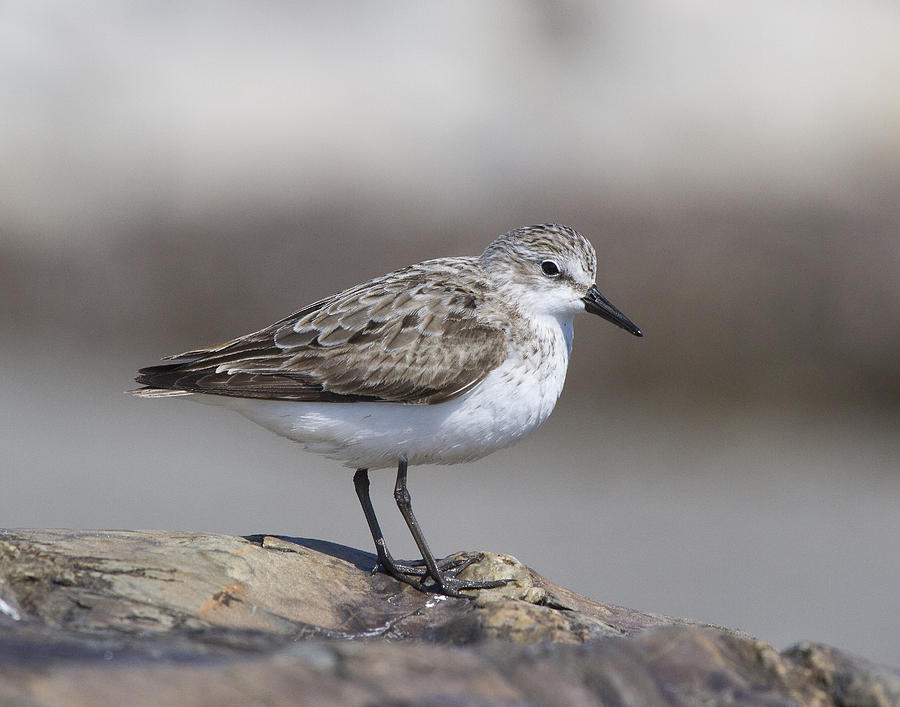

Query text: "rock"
[1, 529, 897, 705]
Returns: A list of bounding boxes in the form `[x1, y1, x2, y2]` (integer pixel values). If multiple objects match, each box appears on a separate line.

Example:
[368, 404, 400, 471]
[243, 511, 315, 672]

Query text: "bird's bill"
[582, 285, 643, 337]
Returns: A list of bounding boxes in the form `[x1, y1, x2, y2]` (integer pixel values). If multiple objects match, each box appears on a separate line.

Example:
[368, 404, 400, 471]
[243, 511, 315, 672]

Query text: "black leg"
[354, 464, 509, 597]
[353, 468, 427, 591]
[392, 460, 509, 597]
[392, 460, 448, 589]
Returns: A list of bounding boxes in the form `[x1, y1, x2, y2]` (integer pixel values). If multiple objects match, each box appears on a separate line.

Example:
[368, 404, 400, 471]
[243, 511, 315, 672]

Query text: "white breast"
[205, 314, 574, 470]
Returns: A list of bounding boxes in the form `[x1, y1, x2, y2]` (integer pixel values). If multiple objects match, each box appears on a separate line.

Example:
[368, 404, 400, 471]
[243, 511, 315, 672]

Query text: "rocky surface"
[1, 529, 898, 705]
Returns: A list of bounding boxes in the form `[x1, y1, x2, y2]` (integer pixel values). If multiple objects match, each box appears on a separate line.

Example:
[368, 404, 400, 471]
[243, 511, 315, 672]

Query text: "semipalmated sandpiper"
[134, 224, 642, 596]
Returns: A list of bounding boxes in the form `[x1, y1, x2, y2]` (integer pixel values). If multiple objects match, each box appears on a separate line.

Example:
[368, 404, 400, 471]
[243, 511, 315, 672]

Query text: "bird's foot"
[426, 572, 510, 599]
[377, 552, 510, 599]
[382, 553, 474, 577]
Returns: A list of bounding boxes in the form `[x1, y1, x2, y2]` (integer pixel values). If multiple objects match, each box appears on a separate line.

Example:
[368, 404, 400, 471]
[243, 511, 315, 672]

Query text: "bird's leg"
[353, 468, 428, 589]
[391, 460, 444, 585]
[393, 460, 509, 597]
[353, 469, 471, 579]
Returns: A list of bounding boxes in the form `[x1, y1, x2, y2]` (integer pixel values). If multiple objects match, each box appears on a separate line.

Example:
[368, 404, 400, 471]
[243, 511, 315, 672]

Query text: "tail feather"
[129, 387, 194, 398]
[132, 362, 195, 397]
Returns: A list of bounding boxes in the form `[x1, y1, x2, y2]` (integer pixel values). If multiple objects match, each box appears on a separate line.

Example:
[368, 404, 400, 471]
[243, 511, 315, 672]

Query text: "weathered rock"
[0, 529, 684, 647]
[1, 529, 897, 706]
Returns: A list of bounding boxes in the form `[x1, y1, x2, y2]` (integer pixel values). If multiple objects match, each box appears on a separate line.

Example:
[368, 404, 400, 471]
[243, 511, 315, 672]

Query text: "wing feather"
[135, 260, 508, 405]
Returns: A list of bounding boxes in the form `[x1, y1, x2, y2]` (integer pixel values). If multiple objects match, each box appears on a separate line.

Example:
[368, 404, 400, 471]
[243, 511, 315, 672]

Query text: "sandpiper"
[134, 224, 642, 596]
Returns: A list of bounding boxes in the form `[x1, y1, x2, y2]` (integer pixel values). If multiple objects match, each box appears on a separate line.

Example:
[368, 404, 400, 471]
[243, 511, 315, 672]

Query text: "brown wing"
[135, 260, 508, 405]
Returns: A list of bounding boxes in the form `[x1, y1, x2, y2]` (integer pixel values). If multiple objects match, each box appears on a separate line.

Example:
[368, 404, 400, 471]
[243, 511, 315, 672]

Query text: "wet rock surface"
[1, 529, 897, 705]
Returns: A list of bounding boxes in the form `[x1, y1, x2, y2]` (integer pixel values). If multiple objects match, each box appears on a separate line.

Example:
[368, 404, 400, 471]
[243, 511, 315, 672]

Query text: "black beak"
[582, 285, 643, 337]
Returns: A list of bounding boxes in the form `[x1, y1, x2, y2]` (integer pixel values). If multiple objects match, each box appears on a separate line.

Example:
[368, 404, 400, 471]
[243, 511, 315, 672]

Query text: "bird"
[133, 224, 642, 597]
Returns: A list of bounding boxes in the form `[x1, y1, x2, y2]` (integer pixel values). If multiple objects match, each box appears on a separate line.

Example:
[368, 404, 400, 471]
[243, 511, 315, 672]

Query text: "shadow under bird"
[133, 224, 642, 597]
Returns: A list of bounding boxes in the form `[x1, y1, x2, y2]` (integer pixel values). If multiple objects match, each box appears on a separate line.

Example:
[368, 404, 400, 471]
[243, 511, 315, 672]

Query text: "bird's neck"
[526, 312, 574, 357]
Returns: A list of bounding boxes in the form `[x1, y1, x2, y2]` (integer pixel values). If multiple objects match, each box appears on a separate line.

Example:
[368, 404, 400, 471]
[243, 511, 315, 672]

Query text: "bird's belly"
[204, 344, 569, 470]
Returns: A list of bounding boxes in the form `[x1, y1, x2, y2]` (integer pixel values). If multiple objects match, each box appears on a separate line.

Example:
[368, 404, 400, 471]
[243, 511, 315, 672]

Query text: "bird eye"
[540, 260, 561, 277]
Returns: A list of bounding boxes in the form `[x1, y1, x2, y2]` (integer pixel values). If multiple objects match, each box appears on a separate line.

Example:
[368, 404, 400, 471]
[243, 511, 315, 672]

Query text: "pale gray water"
[2, 343, 898, 667]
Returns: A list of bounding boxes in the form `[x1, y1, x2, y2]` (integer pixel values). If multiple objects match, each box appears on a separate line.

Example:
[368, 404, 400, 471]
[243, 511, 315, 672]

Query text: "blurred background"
[2, 1, 899, 665]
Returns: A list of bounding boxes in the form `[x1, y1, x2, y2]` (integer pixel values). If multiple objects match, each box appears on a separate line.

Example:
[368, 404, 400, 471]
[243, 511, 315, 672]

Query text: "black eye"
[540, 260, 561, 277]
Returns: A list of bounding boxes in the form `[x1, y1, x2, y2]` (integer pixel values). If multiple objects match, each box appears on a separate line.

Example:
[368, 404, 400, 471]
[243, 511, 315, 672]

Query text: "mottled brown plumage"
[135, 258, 509, 404]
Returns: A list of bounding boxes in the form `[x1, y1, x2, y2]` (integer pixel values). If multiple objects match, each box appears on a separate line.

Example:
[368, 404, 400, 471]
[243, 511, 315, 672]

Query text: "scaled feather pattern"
[135, 259, 509, 405]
